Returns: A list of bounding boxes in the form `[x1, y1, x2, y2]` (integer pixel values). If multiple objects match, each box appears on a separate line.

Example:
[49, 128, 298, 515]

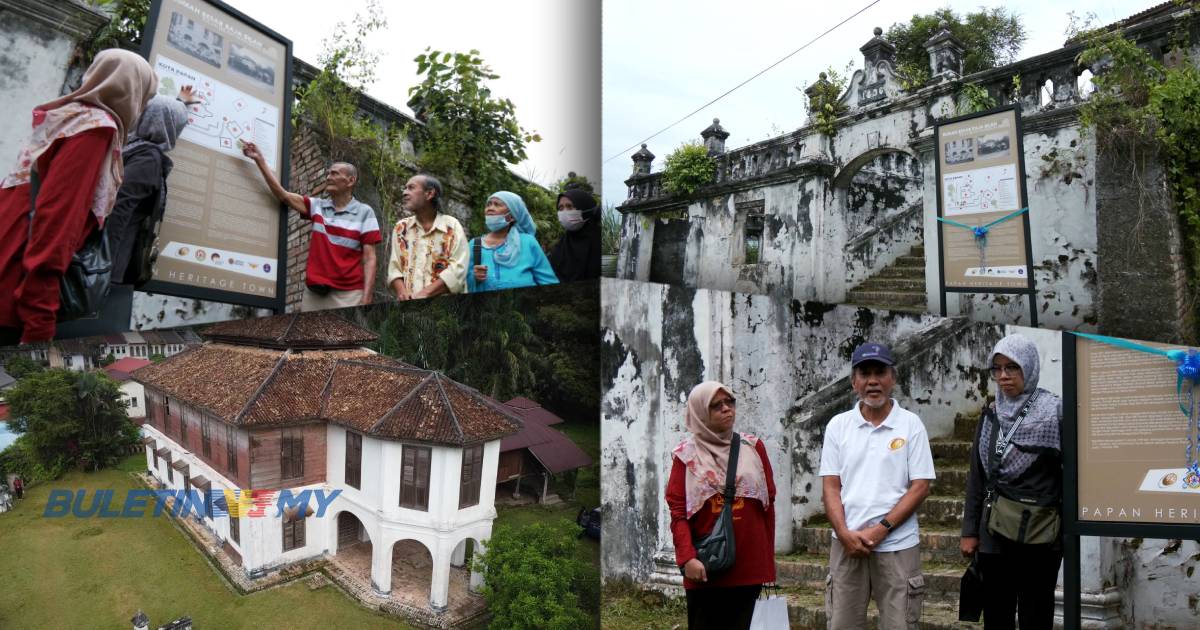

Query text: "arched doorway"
[389, 538, 436, 608]
[330, 511, 373, 583]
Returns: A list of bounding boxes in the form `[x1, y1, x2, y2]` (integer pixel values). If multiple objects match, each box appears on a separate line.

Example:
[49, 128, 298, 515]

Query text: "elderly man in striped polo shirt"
[242, 142, 382, 311]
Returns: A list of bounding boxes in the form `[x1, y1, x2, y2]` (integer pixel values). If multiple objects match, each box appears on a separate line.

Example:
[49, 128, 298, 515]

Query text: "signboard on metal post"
[935, 104, 1037, 327]
[139, 0, 292, 311]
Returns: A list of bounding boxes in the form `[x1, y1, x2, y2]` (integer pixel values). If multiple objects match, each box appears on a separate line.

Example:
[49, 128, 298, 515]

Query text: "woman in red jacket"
[0, 49, 157, 344]
[666, 380, 776, 630]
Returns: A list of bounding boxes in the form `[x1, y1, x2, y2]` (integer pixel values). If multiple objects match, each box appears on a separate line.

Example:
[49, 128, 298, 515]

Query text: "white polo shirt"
[818, 399, 936, 552]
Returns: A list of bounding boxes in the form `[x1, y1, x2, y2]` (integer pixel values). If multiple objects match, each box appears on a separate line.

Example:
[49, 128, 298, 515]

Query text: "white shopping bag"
[749, 591, 789, 630]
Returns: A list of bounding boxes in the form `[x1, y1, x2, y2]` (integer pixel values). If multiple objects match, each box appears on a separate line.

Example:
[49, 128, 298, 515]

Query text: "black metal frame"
[935, 103, 1037, 328]
[1061, 331, 1200, 629]
[139, 0, 292, 313]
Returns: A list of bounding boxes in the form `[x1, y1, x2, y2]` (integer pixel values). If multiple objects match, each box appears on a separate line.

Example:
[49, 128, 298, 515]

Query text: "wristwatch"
[879, 518, 894, 532]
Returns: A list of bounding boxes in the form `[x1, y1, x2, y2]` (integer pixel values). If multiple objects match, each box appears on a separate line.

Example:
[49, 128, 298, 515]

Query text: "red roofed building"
[133, 311, 521, 619]
[498, 397, 593, 503]
[103, 357, 152, 422]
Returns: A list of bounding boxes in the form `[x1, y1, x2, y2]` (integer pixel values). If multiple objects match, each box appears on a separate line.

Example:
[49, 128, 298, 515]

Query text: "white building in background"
[133, 311, 520, 616]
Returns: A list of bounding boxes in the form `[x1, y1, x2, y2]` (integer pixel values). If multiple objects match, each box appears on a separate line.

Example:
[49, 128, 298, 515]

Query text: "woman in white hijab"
[0, 49, 156, 343]
[666, 381, 776, 630]
[960, 334, 1064, 629]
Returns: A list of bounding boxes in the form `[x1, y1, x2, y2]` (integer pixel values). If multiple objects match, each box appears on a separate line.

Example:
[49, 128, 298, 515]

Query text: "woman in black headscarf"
[547, 188, 601, 282]
[960, 333, 1064, 629]
[107, 86, 194, 286]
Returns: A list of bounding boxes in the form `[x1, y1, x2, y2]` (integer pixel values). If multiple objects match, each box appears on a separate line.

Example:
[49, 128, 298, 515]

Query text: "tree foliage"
[4, 356, 43, 380]
[661, 142, 716, 196]
[886, 7, 1026, 88]
[805, 65, 852, 136]
[473, 520, 593, 630]
[4, 369, 138, 477]
[77, 0, 150, 65]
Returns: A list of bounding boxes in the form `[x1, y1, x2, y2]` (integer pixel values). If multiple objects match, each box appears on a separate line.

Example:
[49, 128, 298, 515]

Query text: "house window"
[280, 428, 304, 480]
[282, 513, 305, 551]
[738, 200, 766, 264]
[201, 417, 212, 458]
[345, 431, 362, 490]
[229, 514, 240, 545]
[459, 445, 484, 509]
[129, 397, 139, 409]
[178, 408, 189, 443]
[167, 465, 173, 484]
[400, 445, 431, 511]
[226, 425, 238, 476]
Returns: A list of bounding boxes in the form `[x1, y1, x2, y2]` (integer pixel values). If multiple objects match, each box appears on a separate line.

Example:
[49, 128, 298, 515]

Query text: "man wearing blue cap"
[818, 342, 935, 629]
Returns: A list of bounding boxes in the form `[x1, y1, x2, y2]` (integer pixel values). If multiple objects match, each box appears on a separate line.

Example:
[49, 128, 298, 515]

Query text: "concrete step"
[894, 256, 926, 268]
[846, 290, 927, 306]
[795, 524, 971, 565]
[851, 302, 928, 315]
[875, 266, 925, 280]
[854, 277, 927, 292]
[931, 466, 970, 496]
[931, 439, 972, 464]
[910, 244, 926, 258]
[785, 588, 978, 629]
[918, 496, 966, 527]
[776, 553, 966, 601]
[954, 413, 983, 441]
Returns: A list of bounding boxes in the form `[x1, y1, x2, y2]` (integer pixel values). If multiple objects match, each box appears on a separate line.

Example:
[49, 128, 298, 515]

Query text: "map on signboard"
[155, 54, 280, 171]
[942, 163, 1019, 216]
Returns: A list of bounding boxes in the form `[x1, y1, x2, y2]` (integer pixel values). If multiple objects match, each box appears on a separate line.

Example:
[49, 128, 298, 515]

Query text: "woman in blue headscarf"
[467, 190, 559, 292]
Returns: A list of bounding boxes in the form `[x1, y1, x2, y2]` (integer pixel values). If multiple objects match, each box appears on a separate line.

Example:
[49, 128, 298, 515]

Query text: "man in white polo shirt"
[819, 342, 935, 629]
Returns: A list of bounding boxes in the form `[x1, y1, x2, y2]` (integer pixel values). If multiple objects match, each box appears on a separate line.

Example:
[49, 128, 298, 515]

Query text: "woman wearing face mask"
[467, 190, 559, 293]
[547, 188, 601, 282]
[666, 381, 776, 630]
[960, 334, 1063, 629]
[107, 87, 196, 287]
[0, 49, 157, 344]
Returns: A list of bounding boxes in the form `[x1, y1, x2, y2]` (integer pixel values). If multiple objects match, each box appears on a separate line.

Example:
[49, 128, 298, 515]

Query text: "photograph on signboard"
[936, 107, 1032, 292]
[228, 43, 276, 90]
[1073, 335, 1200, 524]
[166, 11, 224, 69]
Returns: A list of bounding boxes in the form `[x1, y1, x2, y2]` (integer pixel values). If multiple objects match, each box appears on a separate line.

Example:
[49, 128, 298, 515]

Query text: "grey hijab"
[981, 333, 1061, 479]
[124, 96, 188, 156]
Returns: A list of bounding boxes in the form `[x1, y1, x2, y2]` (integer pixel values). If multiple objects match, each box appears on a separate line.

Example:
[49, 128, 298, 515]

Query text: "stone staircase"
[846, 244, 927, 314]
[781, 412, 981, 629]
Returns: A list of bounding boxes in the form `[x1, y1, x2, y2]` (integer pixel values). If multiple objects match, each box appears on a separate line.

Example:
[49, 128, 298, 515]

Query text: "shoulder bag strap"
[723, 432, 741, 502]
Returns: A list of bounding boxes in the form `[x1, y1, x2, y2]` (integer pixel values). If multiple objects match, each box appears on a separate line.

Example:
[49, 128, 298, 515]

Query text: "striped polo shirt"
[302, 196, 382, 290]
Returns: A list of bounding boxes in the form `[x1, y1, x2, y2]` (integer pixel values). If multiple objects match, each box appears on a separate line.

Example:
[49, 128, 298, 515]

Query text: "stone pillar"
[450, 539, 466, 567]
[700, 118, 729, 155]
[1094, 138, 1192, 343]
[370, 539, 393, 596]
[469, 539, 486, 592]
[804, 72, 833, 127]
[1058, 537, 1124, 628]
[860, 26, 897, 68]
[429, 539, 452, 611]
[923, 20, 965, 80]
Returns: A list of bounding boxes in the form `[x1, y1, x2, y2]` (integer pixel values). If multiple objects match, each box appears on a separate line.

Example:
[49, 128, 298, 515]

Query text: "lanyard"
[994, 390, 1039, 460]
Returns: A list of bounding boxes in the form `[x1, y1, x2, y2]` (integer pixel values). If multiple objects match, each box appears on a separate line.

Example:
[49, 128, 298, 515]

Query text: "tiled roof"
[504, 396, 564, 426]
[201, 311, 378, 349]
[107, 357, 152, 375]
[135, 345, 520, 446]
[500, 400, 592, 474]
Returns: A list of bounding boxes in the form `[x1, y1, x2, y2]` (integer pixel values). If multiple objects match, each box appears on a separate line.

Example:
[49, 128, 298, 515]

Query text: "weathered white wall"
[121, 380, 145, 419]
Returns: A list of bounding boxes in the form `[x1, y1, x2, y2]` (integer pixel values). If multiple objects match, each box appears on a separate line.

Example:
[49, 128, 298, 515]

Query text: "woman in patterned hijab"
[960, 333, 1064, 628]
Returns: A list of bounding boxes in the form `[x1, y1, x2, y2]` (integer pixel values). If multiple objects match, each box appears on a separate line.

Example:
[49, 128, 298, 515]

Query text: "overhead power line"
[604, 0, 885, 164]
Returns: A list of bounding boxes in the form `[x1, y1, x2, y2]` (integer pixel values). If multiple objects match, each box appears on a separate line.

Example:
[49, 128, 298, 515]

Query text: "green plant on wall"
[956, 83, 996, 115]
[1074, 8, 1200, 315]
[77, 0, 150, 65]
[661, 142, 716, 196]
[601, 204, 621, 256]
[805, 65, 851, 136]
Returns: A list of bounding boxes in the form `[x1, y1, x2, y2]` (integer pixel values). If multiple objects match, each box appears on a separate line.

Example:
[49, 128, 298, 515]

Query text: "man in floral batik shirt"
[387, 174, 468, 300]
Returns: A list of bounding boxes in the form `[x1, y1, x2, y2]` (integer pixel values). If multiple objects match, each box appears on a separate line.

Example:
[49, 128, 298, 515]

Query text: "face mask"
[558, 209, 586, 232]
[485, 215, 511, 232]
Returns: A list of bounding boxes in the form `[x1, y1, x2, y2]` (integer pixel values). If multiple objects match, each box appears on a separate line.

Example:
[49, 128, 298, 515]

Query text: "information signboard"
[140, 0, 292, 309]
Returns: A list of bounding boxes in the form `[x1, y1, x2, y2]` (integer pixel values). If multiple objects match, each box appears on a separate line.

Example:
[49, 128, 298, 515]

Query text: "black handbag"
[28, 171, 112, 321]
[958, 557, 984, 621]
[691, 432, 741, 575]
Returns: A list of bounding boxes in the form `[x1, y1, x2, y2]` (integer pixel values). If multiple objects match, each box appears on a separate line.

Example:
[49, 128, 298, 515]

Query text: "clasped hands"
[837, 522, 890, 558]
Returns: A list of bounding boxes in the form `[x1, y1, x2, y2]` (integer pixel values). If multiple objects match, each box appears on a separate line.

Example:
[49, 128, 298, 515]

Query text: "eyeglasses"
[989, 364, 1022, 378]
[709, 398, 737, 411]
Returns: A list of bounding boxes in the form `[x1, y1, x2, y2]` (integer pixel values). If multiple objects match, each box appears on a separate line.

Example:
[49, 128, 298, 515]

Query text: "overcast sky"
[602, 0, 1158, 204]
[225, 0, 600, 189]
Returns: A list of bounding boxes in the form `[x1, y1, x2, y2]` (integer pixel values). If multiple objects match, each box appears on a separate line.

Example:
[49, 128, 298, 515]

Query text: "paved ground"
[330, 539, 486, 621]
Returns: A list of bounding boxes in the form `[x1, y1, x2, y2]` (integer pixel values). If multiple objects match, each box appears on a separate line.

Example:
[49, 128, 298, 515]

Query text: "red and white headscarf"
[672, 381, 771, 518]
[1, 49, 157, 226]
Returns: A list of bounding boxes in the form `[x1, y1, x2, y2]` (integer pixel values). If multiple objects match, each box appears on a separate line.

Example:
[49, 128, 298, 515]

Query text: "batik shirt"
[386, 213, 468, 294]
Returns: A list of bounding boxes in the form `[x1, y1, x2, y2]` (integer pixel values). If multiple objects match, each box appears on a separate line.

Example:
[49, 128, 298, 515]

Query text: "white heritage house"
[132, 311, 521, 613]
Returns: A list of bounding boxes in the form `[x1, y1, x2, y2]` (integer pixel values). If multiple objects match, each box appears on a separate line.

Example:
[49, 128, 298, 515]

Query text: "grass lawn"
[0, 455, 414, 630]
[601, 584, 687, 630]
